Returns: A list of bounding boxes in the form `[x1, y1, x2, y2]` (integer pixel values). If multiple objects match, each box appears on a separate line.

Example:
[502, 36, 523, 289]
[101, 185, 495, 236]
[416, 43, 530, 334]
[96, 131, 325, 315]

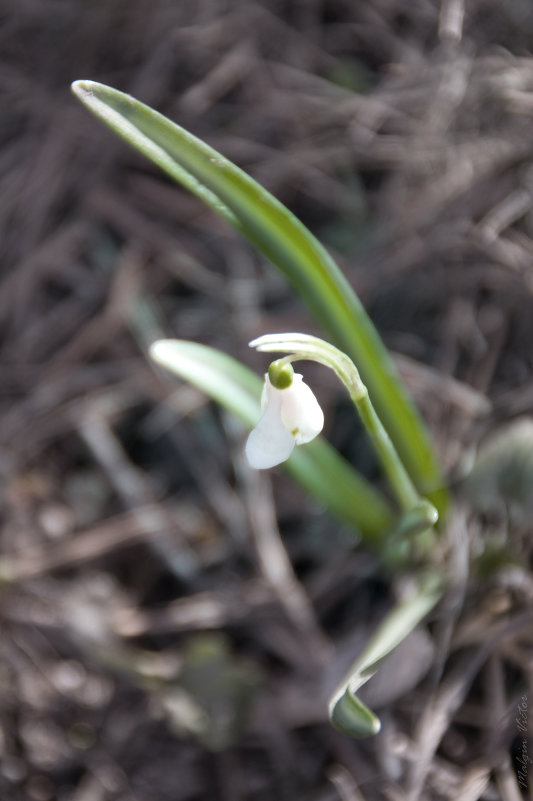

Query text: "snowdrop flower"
[245, 362, 324, 469]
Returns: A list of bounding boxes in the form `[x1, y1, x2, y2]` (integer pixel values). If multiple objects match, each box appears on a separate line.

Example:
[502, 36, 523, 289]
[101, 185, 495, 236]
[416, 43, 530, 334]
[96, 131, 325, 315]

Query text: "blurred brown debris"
[0, 1, 532, 799]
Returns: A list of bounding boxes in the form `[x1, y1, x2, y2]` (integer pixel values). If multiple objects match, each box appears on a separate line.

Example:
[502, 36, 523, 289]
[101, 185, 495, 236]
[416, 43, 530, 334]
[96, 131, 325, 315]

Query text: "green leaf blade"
[72, 80, 447, 515]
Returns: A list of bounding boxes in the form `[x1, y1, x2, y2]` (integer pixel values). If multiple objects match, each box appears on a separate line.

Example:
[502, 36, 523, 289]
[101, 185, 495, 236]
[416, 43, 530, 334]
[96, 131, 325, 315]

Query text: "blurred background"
[1, 1, 533, 799]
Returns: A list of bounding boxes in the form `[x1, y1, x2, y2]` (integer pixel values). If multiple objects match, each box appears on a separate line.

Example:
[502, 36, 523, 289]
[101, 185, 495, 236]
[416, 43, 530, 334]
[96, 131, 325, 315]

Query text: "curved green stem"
[250, 333, 432, 517]
[356, 391, 418, 512]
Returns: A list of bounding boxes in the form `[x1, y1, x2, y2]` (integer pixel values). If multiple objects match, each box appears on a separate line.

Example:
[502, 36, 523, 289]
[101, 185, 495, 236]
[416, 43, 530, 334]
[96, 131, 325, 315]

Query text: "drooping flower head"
[245, 361, 324, 469]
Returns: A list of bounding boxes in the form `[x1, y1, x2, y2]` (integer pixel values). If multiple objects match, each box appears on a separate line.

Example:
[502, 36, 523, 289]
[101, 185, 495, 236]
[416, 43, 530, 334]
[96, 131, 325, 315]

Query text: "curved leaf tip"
[71, 79, 95, 99]
[149, 339, 174, 366]
[330, 689, 382, 738]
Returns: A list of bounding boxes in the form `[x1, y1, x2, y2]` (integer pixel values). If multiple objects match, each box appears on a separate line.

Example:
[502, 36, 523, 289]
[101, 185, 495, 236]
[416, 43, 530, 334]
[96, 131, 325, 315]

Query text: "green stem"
[354, 388, 419, 512]
[251, 334, 427, 516]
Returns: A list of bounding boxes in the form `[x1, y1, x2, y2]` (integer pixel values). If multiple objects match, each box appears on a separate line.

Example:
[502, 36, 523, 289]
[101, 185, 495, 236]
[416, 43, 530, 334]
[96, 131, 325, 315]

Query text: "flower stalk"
[249, 333, 435, 523]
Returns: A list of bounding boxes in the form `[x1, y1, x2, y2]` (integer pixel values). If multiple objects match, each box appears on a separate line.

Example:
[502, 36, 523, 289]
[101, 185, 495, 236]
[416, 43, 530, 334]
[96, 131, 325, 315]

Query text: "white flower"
[245, 373, 324, 469]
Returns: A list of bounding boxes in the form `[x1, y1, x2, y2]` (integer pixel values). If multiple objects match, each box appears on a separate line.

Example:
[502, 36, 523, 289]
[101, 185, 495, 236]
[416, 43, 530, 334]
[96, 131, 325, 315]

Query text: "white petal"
[260, 374, 270, 411]
[280, 374, 324, 445]
[245, 399, 295, 469]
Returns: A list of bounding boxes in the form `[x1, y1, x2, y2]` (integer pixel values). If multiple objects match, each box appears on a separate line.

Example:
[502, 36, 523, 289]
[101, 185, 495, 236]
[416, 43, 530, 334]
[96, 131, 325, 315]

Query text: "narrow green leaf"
[329, 576, 442, 737]
[71, 80, 447, 515]
[150, 340, 393, 540]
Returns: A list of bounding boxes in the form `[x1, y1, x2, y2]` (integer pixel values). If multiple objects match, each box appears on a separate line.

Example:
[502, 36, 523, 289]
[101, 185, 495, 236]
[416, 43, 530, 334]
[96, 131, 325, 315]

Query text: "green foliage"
[73, 81, 447, 740]
[71, 80, 447, 516]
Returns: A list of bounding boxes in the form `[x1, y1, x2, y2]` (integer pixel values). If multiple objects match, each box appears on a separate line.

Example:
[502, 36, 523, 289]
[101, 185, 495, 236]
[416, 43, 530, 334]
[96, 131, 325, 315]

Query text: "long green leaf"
[150, 340, 393, 540]
[71, 80, 447, 515]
